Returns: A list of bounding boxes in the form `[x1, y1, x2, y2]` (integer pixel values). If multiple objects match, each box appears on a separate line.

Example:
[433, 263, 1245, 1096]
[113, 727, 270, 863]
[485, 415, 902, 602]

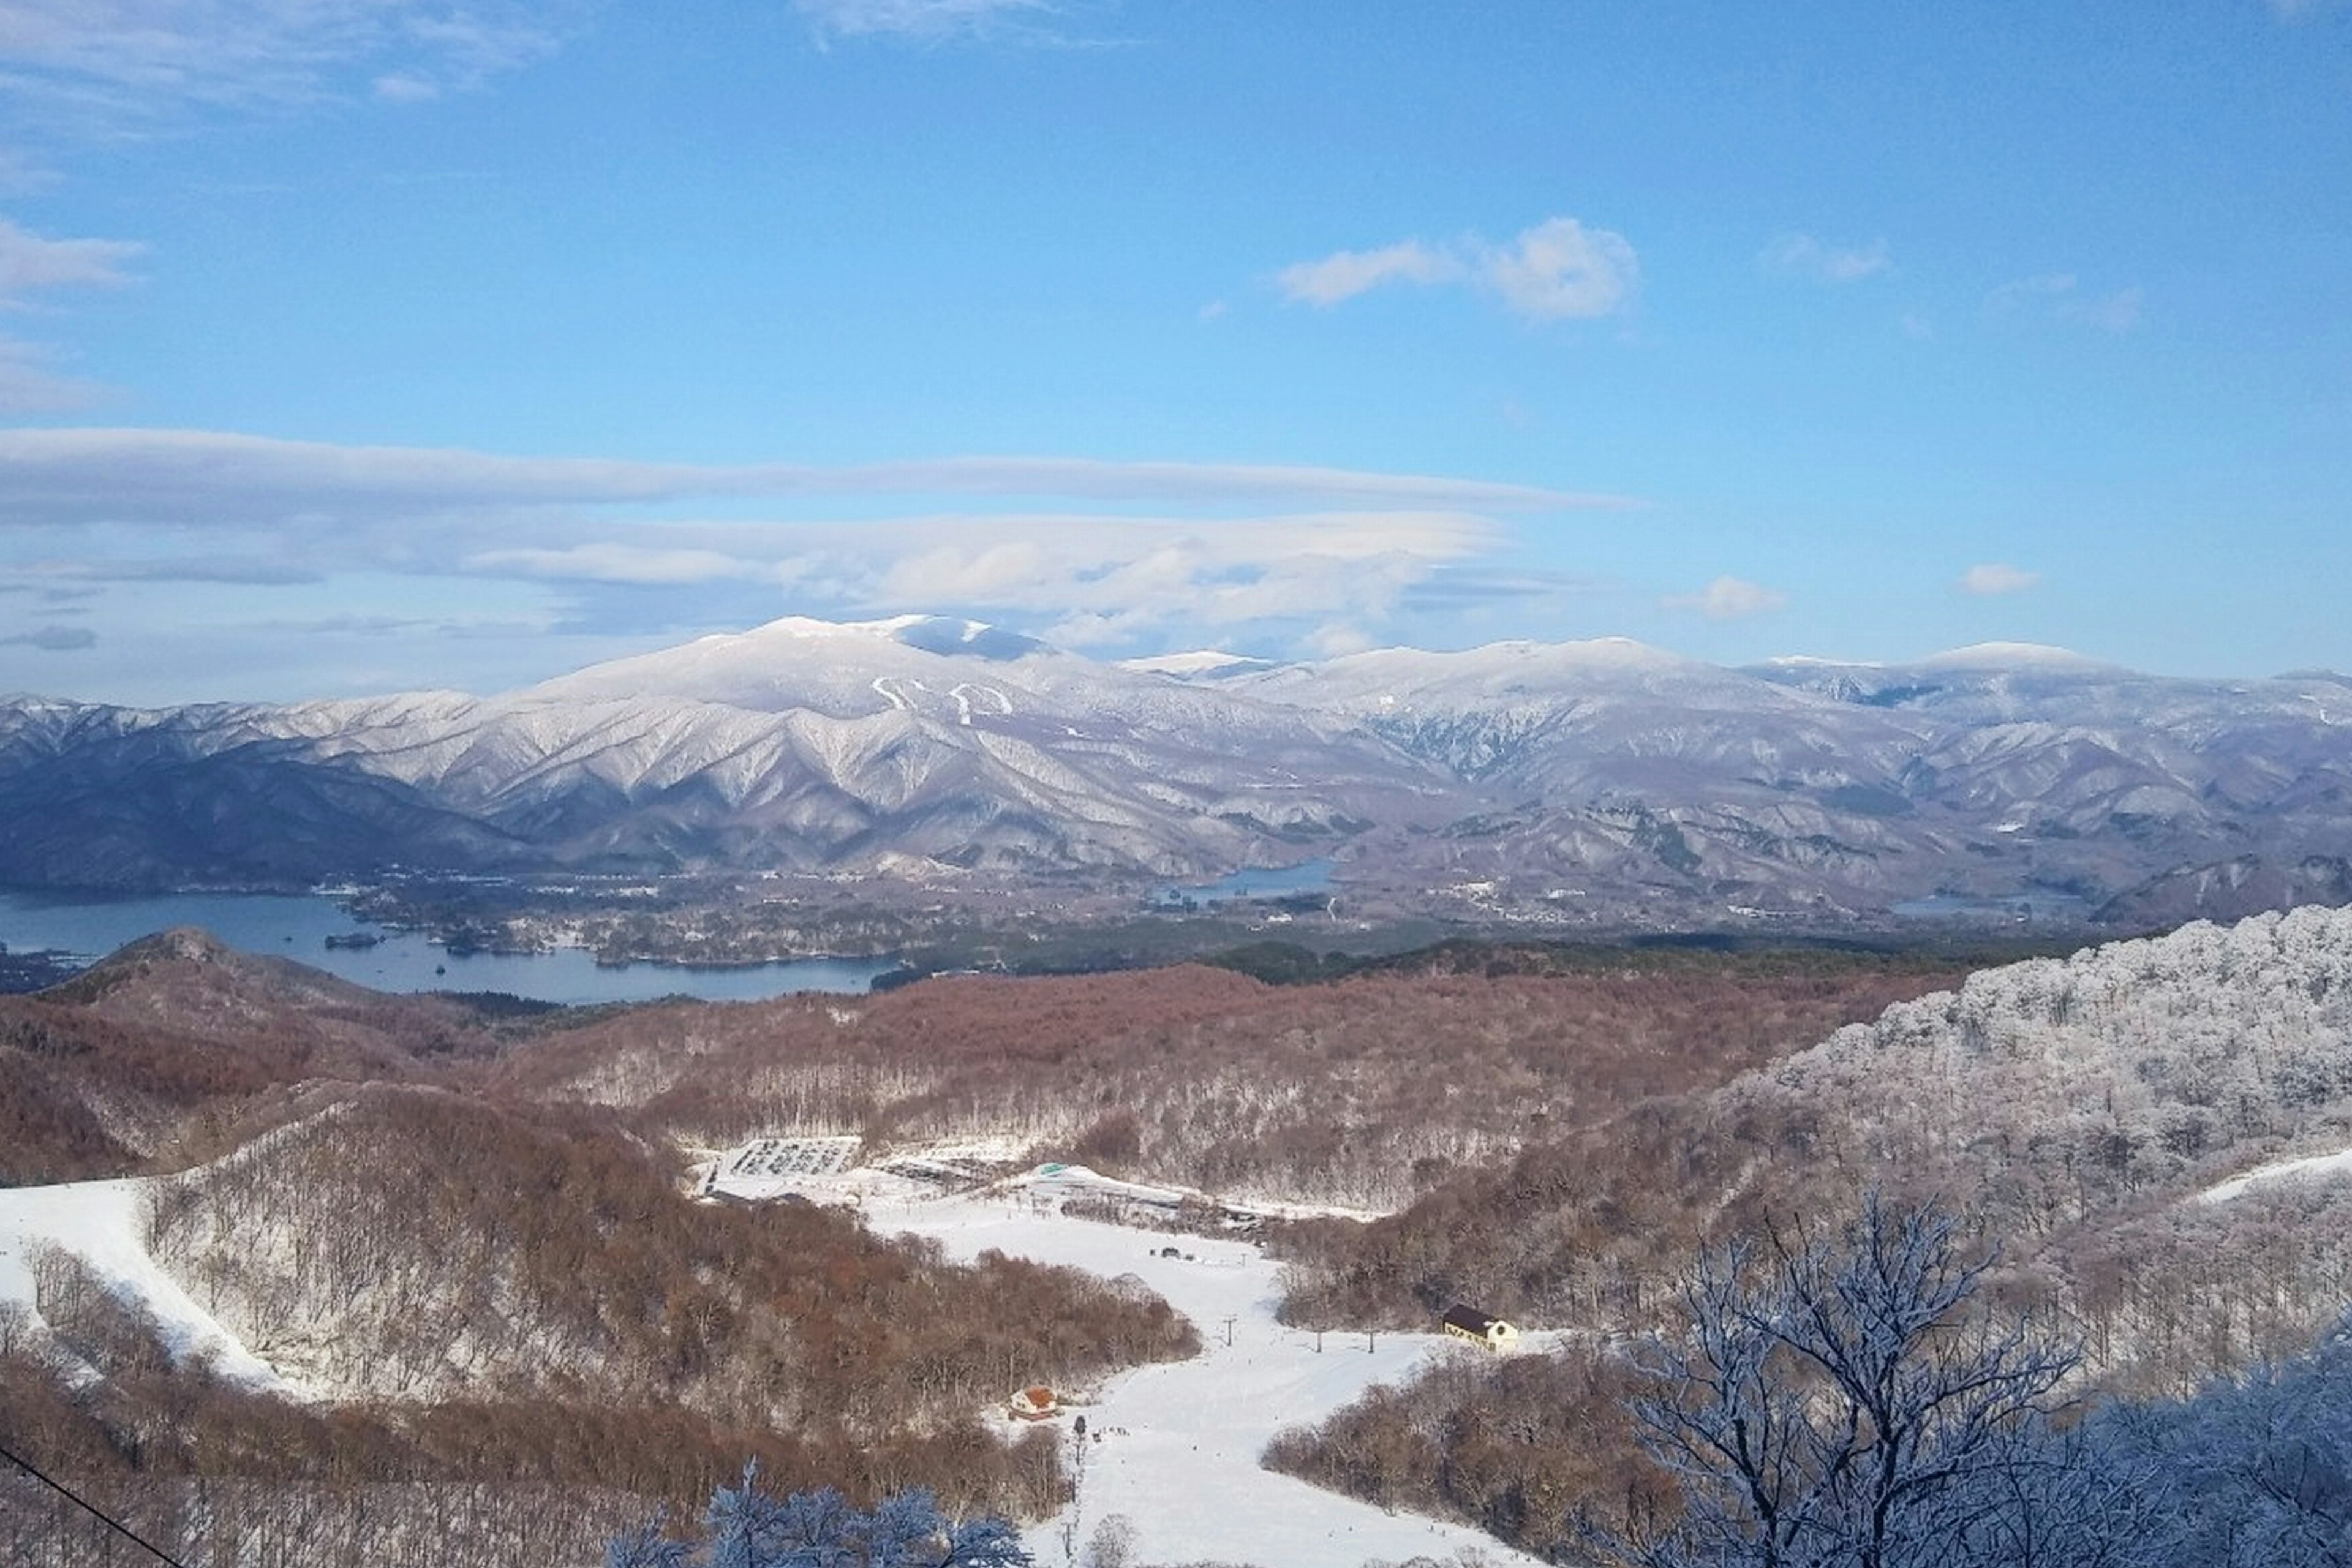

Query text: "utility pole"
[1221, 1315, 1237, 1348]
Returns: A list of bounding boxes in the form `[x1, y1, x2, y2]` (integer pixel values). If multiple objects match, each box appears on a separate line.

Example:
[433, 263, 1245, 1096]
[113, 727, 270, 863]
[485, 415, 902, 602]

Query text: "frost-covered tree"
[1606, 1193, 2133, 1568]
[609, 1463, 1031, 1568]
[2095, 1317, 2352, 1566]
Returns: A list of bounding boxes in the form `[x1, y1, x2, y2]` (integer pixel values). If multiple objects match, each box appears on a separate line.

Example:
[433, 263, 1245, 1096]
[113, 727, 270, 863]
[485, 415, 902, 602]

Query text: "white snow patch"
[1917, 642, 2111, 671]
[1120, 650, 1271, 677]
[864, 1188, 1545, 1568]
[2198, 1142, 2352, 1204]
[0, 1178, 303, 1396]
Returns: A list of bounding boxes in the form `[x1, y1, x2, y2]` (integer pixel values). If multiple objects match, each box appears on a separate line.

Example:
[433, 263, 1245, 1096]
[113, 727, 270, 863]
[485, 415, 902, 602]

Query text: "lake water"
[1890, 891, 2095, 923]
[0, 888, 898, 1005]
[1155, 859, 1335, 907]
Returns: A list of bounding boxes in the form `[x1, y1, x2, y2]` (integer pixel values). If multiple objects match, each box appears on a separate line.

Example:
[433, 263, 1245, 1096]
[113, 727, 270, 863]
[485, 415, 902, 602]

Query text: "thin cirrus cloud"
[0, 428, 1616, 524]
[0, 0, 568, 123]
[792, 0, 1065, 43]
[876, 512, 1500, 648]
[1279, 217, 1639, 323]
[1958, 562, 2041, 596]
[0, 429, 1616, 662]
[467, 543, 772, 587]
[0, 219, 142, 299]
[461, 511, 1509, 650]
[0, 336, 104, 413]
[0, 219, 144, 411]
[1985, 273, 2144, 334]
[1760, 232, 1891, 284]
[1663, 576, 1789, 621]
[0, 624, 96, 651]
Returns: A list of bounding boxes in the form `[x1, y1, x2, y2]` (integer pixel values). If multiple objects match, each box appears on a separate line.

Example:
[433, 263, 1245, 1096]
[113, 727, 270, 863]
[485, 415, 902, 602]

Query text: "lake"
[1890, 891, 2096, 923]
[0, 888, 899, 1005]
[1155, 859, 1335, 908]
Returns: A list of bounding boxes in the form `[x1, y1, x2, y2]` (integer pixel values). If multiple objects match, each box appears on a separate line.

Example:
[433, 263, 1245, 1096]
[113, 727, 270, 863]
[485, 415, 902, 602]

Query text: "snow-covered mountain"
[4, 615, 2351, 925]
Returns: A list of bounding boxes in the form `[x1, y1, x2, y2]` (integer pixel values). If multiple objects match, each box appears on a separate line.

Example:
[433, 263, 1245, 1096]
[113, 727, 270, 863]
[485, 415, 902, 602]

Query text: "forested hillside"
[1276, 906, 2352, 1368]
[17, 913, 2352, 1566]
[502, 948, 1970, 1211]
[1265, 907, 2352, 1561]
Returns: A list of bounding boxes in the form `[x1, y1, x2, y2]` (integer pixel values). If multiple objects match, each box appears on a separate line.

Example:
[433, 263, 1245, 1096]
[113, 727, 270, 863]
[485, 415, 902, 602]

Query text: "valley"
[6, 906, 2352, 1564]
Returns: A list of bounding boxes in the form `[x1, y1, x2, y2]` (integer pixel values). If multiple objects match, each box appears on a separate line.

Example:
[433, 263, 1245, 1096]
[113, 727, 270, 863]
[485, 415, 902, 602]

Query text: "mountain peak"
[1916, 642, 2113, 672]
[729, 614, 1044, 659]
[1119, 650, 1275, 679]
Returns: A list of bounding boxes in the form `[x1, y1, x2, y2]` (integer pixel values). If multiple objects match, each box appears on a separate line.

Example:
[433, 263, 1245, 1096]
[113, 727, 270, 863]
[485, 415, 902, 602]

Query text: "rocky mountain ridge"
[4, 614, 2350, 929]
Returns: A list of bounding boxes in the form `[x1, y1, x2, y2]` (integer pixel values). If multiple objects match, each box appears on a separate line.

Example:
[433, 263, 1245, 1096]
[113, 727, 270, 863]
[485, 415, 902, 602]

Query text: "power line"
[0, 1438, 192, 1568]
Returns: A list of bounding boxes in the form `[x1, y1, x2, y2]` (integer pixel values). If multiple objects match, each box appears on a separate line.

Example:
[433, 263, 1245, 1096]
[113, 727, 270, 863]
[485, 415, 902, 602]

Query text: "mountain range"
[6, 614, 2352, 929]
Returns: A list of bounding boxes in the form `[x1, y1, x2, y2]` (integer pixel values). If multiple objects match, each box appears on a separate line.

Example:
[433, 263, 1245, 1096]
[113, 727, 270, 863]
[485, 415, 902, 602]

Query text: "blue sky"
[0, 0, 2347, 703]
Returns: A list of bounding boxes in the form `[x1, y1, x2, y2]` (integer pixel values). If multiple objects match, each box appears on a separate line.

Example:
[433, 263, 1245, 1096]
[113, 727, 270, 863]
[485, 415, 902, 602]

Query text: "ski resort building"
[1007, 1385, 1060, 1421]
[1439, 1304, 1520, 1353]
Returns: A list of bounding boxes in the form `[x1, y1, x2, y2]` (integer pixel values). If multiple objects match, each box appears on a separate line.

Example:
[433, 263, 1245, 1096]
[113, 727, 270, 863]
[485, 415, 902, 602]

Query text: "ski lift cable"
[0, 1438, 194, 1567]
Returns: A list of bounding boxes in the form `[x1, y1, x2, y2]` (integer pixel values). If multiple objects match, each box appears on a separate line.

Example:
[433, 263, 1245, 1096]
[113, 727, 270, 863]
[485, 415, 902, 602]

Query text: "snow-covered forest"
[7, 909, 2352, 1565]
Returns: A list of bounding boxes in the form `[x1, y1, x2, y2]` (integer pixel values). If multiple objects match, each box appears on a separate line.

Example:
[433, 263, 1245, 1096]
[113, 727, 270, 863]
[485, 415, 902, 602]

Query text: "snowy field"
[868, 1188, 1542, 1568]
[0, 1177, 300, 1395]
[705, 1136, 1392, 1226]
[1, 1153, 1532, 1568]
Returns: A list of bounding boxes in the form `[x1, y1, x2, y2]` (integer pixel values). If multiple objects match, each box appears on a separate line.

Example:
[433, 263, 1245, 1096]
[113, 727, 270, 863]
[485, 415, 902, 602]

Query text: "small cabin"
[1440, 1303, 1520, 1354]
[1007, 1385, 1060, 1421]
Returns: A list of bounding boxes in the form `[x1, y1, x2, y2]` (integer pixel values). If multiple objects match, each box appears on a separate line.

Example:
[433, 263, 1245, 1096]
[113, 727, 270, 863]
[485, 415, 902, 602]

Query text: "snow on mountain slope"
[1738, 902, 2352, 1197]
[1232, 638, 1929, 794]
[870, 1188, 1544, 1568]
[0, 1176, 301, 1396]
[1117, 649, 1276, 678]
[2199, 1140, 2352, 1204]
[6, 617, 2352, 915]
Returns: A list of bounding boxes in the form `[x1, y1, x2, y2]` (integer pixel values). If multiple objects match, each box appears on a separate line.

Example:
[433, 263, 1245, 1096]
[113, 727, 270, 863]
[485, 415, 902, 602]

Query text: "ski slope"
[3, 1156, 1534, 1566]
[869, 1188, 1544, 1568]
[2198, 1139, 2352, 1204]
[0, 1177, 299, 1395]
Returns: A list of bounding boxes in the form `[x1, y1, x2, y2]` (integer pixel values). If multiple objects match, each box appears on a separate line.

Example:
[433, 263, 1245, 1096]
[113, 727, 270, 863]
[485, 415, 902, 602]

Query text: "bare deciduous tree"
[1608, 1192, 2135, 1568]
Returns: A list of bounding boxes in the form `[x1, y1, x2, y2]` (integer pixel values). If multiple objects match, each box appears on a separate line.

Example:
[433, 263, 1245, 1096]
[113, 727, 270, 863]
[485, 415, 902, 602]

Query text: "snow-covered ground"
[4, 1155, 1529, 1568]
[706, 1138, 1393, 1226]
[0, 1177, 300, 1395]
[2198, 1140, 2352, 1204]
[869, 1188, 1541, 1568]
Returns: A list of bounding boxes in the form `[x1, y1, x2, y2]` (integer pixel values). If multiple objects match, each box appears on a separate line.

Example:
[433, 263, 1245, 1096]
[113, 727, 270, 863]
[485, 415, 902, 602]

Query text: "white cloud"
[1957, 562, 2041, 596]
[0, 217, 140, 303]
[1986, 273, 2143, 334]
[0, 221, 140, 407]
[1663, 575, 1787, 620]
[872, 512, 1501, 646]
[0, 622, 95, 650]
[1761, 232, 1890, 284]
[0, 335, 105, 410]
[1278, 241, 1463, 307]
[0, 430, 1632, 666]
[1309, 622, 1376, 658]
[2065, 285, 2143, 333]
[0, 0, 567, 124]
[1479, 217, 1638, 320]
[372, 72, 441, 103]
[1277, 216, 1637, 323]
[793, 0, 1060, 43]
[0, 428, 1619, 524]
[464, 543, 765, 586]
